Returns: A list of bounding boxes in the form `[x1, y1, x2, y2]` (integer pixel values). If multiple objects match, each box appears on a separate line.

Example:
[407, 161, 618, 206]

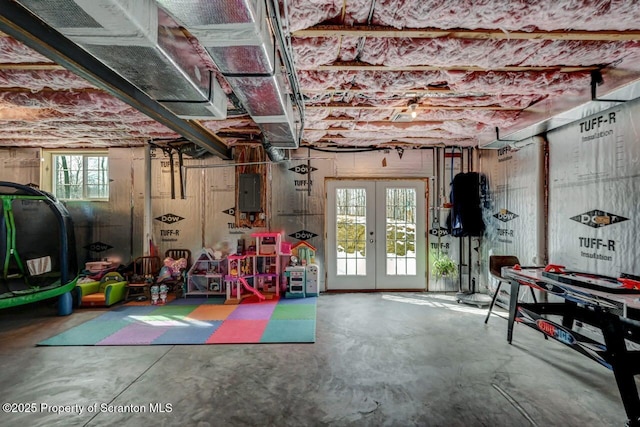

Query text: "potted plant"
[430, 251, 458, 290]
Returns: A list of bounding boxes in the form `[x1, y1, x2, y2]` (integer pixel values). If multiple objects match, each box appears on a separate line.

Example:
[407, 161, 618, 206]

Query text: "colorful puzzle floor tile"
[38, 296, 317, 346]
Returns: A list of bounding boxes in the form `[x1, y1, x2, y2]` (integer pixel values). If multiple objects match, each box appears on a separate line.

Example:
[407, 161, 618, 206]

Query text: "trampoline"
[0, 182, 78, 315]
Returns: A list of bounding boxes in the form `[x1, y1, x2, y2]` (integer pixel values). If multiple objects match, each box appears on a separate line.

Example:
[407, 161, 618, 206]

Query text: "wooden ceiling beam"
[313, 136, 474, 144]
[309, 61, 598, 73]
[305, 104, 522, 111]
[0, 62, 64, 70]
[293, 25, 640, 41]
[303, 88, 453, 95]
[309, 120, 446, 126]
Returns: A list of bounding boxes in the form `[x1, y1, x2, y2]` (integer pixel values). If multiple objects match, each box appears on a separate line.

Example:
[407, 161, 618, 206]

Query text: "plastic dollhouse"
[185, 248, 227, 297]
[223, 232, 288, 304]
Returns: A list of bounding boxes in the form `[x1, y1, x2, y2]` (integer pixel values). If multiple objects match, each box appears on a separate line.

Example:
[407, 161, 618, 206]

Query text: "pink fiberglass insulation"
[0, 106, 56, 121]
[364, 0, 640, 32]
[306, 109, 521, 128]
[293, 37, 341, 69]
[284, 0, 640, 32]
[519, 40, 640, 67]
[4, 0, 639, 149]
[351, 121, 453, 132]
[425, 94, 545, 109]
[311, 135, 476, 147]
[201, 118, 256, 133]
[336, 36, 362, 62]
[298, 70, 448, 91]
[322, 128, 458, 139]
[326, 109, 395, 121]
[0, 138, 147, 148]
[0, 120, 175, 136]
[0, 91, 134, 114]
[305, 93, 408, 107]
[0, 70, 97, 91]
[0, 129, 167, 140]
[358, 38, 538, 68]
[445, 70, 593, 96]
[45, 108, 160, 123]
[294, 36, 640, 71]
[0, 37, 53, 63]
[283, 0, 343, 32]
[319, 121, 488, 139]
[0, 117, 177, 138]
[299, 69, 593, 97]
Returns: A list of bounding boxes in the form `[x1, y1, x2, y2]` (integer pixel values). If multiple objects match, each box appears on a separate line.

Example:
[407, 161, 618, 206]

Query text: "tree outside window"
[53, 154, 109, 200]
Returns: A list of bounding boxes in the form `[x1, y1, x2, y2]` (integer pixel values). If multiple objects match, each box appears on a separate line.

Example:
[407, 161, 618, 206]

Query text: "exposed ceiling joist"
[302, 88, 453, 95]
[0, 63, 63, 70]
[293, 25, 640, 41]
[305, 104, 522, 111]
[312, 62, 598, 73]
[315, 136, 474, 144]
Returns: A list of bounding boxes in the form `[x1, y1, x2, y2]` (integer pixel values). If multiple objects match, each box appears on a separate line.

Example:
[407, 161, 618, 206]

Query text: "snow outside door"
[326, 179, 426, 290]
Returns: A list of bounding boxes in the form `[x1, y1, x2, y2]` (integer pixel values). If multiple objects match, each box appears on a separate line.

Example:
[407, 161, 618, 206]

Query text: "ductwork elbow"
[263, 141, 285, 163]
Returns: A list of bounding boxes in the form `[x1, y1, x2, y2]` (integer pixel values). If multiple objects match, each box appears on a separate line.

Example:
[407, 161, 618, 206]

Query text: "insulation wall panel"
[479, 140, 545, 293]
[150, 146, 207, 258]
[202, 160, 241, 253]
[69, 147, 138, 267]
[0, 148, 40, 185]
[271, 157, 331, 291]
[481, 142, 546, 264]
[548, 102, 640, 277]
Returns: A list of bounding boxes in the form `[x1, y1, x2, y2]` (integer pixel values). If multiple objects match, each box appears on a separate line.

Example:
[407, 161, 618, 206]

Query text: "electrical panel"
[238, 173, 261, 212]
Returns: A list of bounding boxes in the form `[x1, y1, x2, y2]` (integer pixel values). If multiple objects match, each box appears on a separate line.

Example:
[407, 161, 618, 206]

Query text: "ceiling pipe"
[590, 70, 628, 103]
[263, 140, 286, 162]
[0, 0, 231, 159]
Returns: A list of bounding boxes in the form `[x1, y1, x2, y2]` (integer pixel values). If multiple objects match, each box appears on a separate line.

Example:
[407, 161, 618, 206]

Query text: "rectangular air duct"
[18, 0, 227, 120]
[157, 0, 301, 149]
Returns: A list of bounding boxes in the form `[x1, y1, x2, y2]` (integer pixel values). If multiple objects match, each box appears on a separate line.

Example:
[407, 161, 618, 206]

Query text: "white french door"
[326, 179, 426, 290]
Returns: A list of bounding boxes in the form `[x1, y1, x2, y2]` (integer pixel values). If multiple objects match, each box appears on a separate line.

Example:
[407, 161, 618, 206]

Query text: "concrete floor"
[0, 292, 634, 427]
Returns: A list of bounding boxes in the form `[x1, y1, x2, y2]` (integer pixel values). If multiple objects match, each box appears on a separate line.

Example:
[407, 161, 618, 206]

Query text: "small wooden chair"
[165, 249, 191, 268]
[125, 256, 161, 301]
[162, 249, 192, 296]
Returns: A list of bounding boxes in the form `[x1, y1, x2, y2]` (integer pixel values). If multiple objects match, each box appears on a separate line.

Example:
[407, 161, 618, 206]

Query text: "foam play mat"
[38, 297, 317, 346]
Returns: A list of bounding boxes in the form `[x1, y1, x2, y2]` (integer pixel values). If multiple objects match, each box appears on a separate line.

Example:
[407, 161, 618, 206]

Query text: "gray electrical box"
[238, 173, 261, 212]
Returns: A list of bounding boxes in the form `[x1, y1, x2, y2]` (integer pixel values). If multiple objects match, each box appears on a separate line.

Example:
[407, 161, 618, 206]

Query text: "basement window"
[52, 153, 109, 201]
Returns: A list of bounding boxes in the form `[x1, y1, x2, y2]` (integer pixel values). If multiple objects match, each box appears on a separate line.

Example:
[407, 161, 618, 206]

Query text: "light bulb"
[408, 101, 418, 119]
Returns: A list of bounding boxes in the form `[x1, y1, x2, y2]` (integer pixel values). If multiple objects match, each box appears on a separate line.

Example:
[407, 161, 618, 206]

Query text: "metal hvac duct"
[17, 0, 227, 120]
[156, 0, 302, 149]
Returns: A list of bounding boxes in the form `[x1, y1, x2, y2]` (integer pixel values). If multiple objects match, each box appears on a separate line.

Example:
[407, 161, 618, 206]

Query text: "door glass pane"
[336, 188, 367, 276]
[386, 188, 417, 275]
